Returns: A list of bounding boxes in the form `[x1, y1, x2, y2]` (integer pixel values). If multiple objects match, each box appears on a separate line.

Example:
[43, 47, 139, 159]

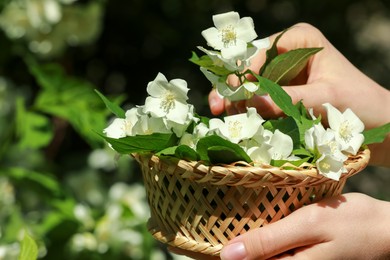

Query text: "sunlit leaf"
[16, 98, 53, 149]
[18, 231, 38, 260]
[259, 28, 289, 75]
[363, 123, 390, 145]
[254, 75, 301, 120]
[26, 58, 124, 148]
[262, 48, 323, 85]
[95, 89, 125, 118]
[100, 133, 178, 154]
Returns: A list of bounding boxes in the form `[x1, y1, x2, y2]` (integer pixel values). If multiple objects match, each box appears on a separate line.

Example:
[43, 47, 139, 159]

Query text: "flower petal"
[323, 103, 343, 130]
[169, 78, 189, 101]
[235, 17, 257, 42]
[103, 118, 126, 139]
[269, 130, 293, 160]
[343, 108, 365, 133]
[143, 96, 165, 117]
[201, 27, 223, 49]
[146, 73, 168, 97]
[212, 11, 239, 29]
[221, 40, 247, 59]
[316, 154, 346, 181]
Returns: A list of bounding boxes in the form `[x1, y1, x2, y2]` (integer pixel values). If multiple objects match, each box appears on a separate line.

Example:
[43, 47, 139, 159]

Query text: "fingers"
[208, 89, 225, 115]
[272, 23, 328, 53]
[220, 195, 351, 260]
[220, 208, 326, 260]
[208, 23, 332, 116]
[228, 81, 334, 119]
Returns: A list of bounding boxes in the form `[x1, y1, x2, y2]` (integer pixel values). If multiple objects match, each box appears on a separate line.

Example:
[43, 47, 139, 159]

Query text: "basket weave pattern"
[134, 149, 370, 256]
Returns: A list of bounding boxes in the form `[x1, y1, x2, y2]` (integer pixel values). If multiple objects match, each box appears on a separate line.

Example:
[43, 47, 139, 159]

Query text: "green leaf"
[196, 135, 251, 164]
[189, 52, 231, 76]
[16, 98, 53, 149]
[95, 89, 125, 118]
[3, 167, 62, 197]
[27, 59, 121, 148]
[175, 145, 199, 161]
[272, 157, 310, 168]
[363, 123, 390, 145]
[292, 148, 314, 157]
[207, 146, 247, 164]
[18, 231, 38, 260]
[157, 145, 199, 161]
[254, 75, 301, 120]
[262, 48, 323, 85]
[259, 28, 289, 75]
[100, 133, 178, 154]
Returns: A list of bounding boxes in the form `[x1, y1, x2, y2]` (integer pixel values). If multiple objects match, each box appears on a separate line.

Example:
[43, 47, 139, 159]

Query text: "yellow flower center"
[228, 120, 242, 139]
[221, 25, 237, 47]
[160, 91, 176, 113]
[339, 121, 352, 142]
[320, 161, 331, 171]
[244, 89, 254, 99]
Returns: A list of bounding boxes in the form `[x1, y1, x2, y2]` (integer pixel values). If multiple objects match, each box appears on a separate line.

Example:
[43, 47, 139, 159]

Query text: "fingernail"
[220, 242, 247, 260]
[209, 96, 218, 110]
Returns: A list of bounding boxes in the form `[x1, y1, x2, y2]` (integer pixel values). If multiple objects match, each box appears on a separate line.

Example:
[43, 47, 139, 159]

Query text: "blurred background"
[0, 0, 389, 259]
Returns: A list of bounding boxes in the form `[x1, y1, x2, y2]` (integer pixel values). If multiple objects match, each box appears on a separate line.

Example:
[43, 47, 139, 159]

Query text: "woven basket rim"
[133, 148, 370, 188]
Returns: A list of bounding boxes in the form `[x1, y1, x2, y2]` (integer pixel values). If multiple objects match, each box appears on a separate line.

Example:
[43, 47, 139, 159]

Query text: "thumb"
[219, 207, 324, 260]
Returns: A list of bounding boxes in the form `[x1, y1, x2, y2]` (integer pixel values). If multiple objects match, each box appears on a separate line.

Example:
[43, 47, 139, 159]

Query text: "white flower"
[197, 37, 269, 72]
[316, 154, 347, 181]
[26, 0, 62, 30]
[323, 103, 364, 155]
[209, 107, 264, 143]
[200, 67, 232, 96]
[268, 130, 294, 160]
[246, 143, 272, 165]
[132, 114, 171, 135]
[217, 81, 258, 101]
[143, 73, 190, 124]
[103, 118, 127, 139]
[74, 204, 95, 229]
[305, 122, 346, 159]
[103, 107, 140, 138]
[165, 104, 198, 137]
[202, 11, 257, 59]
[305, 123, 348, 179]
[198, 46, 240, 71]
[179, 122, 209, 148]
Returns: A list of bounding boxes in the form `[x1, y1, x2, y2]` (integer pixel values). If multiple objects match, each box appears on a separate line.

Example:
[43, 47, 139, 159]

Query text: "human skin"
[170, 193, 390, 260]
[208, 23, 390, 167]
[170, 23, 390, 260]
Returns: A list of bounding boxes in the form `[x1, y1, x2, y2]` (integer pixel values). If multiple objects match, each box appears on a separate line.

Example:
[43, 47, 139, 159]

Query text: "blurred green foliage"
[0, 0, 389, 259]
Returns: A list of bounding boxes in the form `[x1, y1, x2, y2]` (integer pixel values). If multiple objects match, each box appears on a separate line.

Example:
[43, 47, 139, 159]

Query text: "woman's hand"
[219, 193, 390, 260]
[170, 193, 390, 260]
[208, 23, 390, 167]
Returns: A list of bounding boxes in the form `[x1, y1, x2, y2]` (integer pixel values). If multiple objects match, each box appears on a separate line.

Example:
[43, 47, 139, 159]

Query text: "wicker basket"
[133, 148, 370, 256]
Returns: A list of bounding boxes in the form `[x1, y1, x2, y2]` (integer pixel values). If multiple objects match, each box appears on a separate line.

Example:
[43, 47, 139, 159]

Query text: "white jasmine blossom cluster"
[305, 103, 365, 180]
[104, 73, 196, 140]
[197, 11, 270, 101]
[104, 76, 365, 180]
[102, 10, 368, 182]
[0, 0, 103, 58]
